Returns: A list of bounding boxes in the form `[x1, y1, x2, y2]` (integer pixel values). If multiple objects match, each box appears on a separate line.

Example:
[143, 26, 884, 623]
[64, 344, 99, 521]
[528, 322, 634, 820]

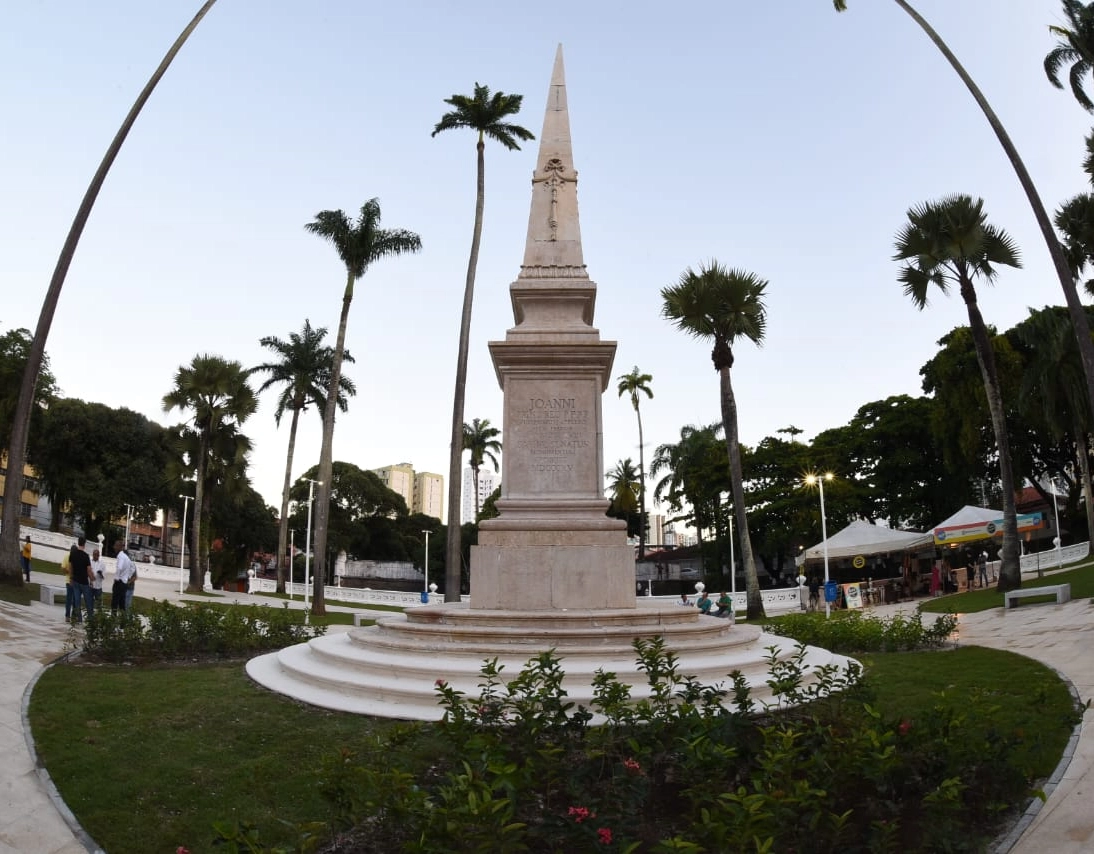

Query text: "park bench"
[1003, 583, 1071, 610]
[39, 584, 65, 605]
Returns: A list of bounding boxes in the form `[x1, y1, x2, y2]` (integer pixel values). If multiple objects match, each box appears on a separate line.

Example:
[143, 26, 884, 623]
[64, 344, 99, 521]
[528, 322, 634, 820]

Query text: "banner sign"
[933, 512, 1043, 545]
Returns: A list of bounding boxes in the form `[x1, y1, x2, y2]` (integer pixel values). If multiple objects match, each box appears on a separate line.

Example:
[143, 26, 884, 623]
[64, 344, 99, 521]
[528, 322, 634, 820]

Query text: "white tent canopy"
[802, 519, 933, 562]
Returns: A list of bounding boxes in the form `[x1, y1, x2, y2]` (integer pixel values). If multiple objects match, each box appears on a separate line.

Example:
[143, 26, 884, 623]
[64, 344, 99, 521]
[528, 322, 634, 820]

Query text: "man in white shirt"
[90, 548, 107, 613]
[112, 540, 137, 613]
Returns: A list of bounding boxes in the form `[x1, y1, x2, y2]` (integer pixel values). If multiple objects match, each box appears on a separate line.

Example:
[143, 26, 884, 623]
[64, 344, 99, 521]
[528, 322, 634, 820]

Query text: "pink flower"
[177, 848, 191, 854]
[623, 757, 642, 774]
[898, 719, 912, 736]
[597, 827, 613, 845]
[568, 806, 591, 823]
[434, 678, 446, 688]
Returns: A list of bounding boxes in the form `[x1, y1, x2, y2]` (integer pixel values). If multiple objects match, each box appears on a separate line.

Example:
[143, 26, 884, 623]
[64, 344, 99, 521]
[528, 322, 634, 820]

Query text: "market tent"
[802, 519, 933, 561]
[931, 505, 1043, 545]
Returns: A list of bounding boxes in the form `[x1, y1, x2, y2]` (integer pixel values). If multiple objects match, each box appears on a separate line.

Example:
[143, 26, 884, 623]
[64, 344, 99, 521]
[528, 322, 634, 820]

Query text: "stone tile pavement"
[0, 582, 1090, 852]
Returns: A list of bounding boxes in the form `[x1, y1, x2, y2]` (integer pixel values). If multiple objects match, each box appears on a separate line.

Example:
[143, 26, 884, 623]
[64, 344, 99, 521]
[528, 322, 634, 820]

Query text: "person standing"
[20, 535, 32, 582]
[807, 575, 821, 612]
[62, 545, 75, 620]
[112, 541, 137, 613]
[69, 537, 94, 623]
[89, 548, 106, 613]
[977, 551, 989, 588]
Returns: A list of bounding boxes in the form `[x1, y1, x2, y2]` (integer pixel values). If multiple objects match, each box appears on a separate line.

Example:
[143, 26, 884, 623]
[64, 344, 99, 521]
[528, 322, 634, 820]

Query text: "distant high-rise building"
[371, 463, 444, 522]
[413, 471, 444, 519]
[462, 467, 499, 524]
[647, 513, 666, 547]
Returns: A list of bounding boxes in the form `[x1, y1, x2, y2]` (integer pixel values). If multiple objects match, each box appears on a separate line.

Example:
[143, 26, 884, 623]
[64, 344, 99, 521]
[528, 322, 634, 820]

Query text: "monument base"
[471, 541, 635, 610]
[246, 600, 858, 721]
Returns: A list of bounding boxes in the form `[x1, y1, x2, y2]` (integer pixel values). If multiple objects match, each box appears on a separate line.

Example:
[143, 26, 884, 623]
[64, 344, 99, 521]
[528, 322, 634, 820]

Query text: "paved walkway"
[0, 579, 1090, 853]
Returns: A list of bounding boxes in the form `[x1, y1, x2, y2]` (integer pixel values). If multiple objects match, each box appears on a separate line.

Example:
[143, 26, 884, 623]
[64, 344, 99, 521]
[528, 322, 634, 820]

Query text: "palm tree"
[650, 424, 727, 538]
[0, 0, 217, 584]
[606, 458, 642, 539]
[1045, 1, 1094, 111]
[432, 83, 534, 602]
[251, 320, 356, 593]
[305, 200, 421, 614]
[462, 417, 502, 521]
[661, 262, 768, 620]
[616, 367, 653, 558]
[894, 194, 1023, 590]
[163, 354, 257, 591]
[830, 1, 1094, 465]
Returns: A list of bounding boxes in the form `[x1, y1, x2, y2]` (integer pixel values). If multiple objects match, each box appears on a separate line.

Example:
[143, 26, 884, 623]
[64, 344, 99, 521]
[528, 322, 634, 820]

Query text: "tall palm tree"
[894, 194, 1023, 590]
[1045, 1, 1094, 111]
[305, 200, 421, 614]
[661, 262, 768, 620]
[432, 83, 533, 602]
[462, 417, 501, 521]
[163, 354, 257, 591]
[616, 367, 654, 559]
[251, 320, 356, 593]
[830, 1, 1094, 464]
[650, 423, 727, 538]
[0, 0, 217, 584]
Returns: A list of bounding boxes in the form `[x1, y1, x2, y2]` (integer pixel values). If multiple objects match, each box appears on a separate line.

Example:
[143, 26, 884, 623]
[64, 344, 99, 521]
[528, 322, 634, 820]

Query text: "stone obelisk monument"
[471, 45, 635, 611]
[245, 48, 854, 720]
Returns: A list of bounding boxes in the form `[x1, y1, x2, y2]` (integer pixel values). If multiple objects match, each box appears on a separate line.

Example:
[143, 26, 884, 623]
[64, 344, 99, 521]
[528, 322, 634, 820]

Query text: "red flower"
[177, 848, 191, 854]
[898, 719, 912, 736]
[568, 806, 591, 823]
[597, 827, 613, 845]
[623, 757, 642, 774]
[434, 678, 446, 688]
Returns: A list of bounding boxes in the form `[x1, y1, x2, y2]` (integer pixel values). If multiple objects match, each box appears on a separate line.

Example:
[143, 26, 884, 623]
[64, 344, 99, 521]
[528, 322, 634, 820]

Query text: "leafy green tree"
[0, 1, 217, 585]
[1045, 1, 1094, 111]
[251, 319, 356, 592]
[163, 355, 257, 591]
[462, 418, 501, 521]
[289, 462, 408, 565]
[1009, 306, 1094, 541]
[432, 82, 534, 603]
[1, 327, 56, 457]
[208, 483, 277, 587]
[305, 201, 421, 614]
[744, 435, 820, 577]
[616, 366, 654, 558]
[830, 1, 1094, 466]
[34, 399, 167, 536]
[662, 262, 768, 619]
[894, 194, 1022, 589]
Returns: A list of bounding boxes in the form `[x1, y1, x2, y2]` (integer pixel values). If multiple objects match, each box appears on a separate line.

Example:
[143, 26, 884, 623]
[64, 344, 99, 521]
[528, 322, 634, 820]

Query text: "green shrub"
[81, 601, 324, 662]
[216, 637, 1047, 852]
[763, 609, 958, 654]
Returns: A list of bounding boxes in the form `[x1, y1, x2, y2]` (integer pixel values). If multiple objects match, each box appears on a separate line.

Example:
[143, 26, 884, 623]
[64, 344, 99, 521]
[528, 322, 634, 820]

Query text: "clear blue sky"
[2, 1, 1089, 516]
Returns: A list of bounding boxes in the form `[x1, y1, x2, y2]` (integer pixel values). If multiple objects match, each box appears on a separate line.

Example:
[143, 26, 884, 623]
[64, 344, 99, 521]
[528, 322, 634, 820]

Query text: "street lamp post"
[288, 529, 294, 600]
[178, 494, 192, 595]
[804, 473, 834, 619]
[304, 478, 321, 616]
[421, 529, 431, 598]
[124, 503, 134, 553]
[1051, 477, 1062, 571]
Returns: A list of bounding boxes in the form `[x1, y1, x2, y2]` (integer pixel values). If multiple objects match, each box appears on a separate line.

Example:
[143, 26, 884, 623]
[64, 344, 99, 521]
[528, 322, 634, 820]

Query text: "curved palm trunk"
[445, 139, 486, 602]
[312, 272, 355, 615]
[960, 282, 1021, 590]
[636, 405, 647, 558]
[894, 0, 1094, 456]
[275, 403, 303, 594]
[0, 0, 217, 584]
[718, 362, 764, 619]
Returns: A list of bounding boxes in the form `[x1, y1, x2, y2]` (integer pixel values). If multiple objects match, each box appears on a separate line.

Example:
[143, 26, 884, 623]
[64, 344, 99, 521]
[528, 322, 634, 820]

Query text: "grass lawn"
[29, 644, 1078, 854]
[919, 559, 1094, 614]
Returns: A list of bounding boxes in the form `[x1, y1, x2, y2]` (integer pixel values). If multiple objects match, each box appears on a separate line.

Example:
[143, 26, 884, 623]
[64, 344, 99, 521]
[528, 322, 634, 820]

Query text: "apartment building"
[371, 463, 444, 522]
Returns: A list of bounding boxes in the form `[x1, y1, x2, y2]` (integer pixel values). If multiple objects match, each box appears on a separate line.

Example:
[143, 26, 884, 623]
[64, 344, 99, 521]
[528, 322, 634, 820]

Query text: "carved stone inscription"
[508, 380, 596, 495]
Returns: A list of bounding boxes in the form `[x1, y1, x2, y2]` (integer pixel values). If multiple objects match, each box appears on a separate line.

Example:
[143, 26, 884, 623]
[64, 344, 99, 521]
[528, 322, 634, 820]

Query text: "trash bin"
[420, 591, 430, 604]
[824, 580, 839, 603]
